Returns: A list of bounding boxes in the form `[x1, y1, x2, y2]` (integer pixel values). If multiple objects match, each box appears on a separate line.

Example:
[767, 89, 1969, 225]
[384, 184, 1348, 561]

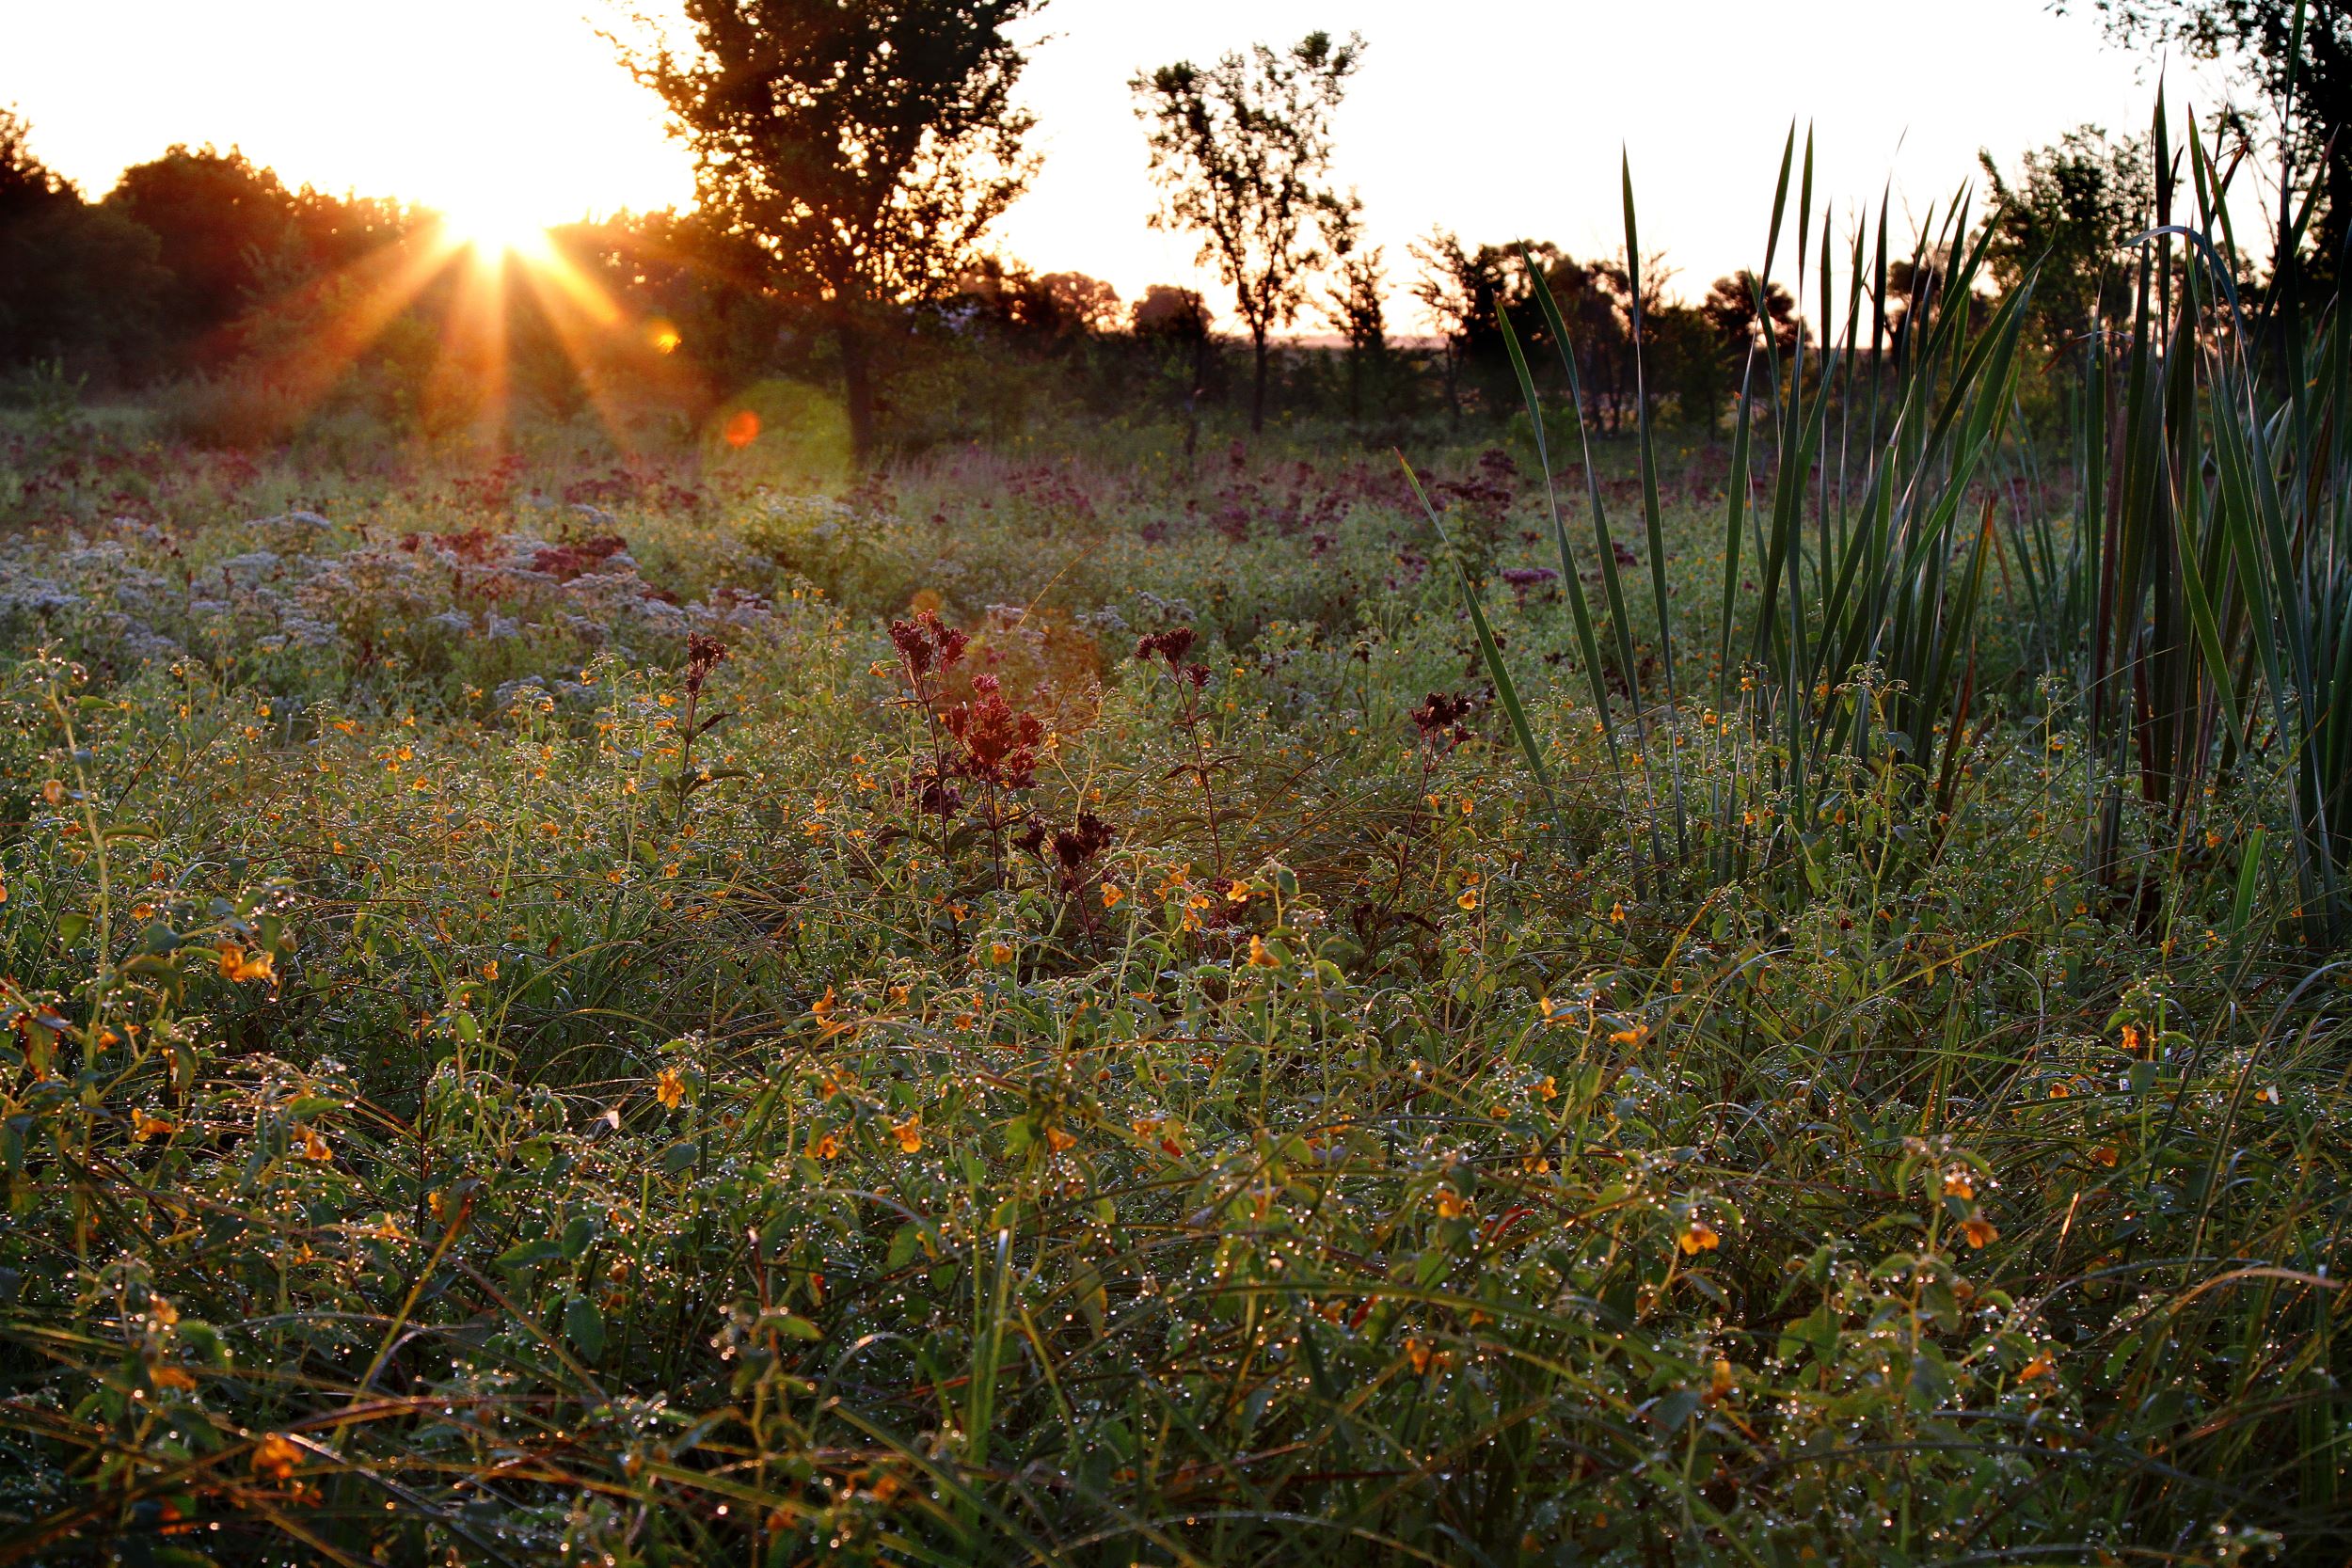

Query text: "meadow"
[0, 159, 2347, 1568]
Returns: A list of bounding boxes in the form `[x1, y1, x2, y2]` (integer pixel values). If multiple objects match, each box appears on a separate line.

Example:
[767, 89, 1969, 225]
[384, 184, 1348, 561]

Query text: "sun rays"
[230, 205, 687, 452]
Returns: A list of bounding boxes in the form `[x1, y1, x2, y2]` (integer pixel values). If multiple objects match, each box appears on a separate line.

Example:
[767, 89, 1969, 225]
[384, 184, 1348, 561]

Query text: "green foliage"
[0, 411, 2340, 1564]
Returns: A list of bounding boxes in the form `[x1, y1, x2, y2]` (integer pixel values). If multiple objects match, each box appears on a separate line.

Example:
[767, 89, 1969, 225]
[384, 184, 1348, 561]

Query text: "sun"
[432, 193, 555, 261]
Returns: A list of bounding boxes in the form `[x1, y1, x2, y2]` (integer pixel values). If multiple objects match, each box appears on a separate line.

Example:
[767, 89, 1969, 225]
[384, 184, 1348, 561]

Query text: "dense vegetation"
[1, 0, 2350, 1552]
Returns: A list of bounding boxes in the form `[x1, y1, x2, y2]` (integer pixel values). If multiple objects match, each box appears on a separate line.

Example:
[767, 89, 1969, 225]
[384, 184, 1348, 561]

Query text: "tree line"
[0, 0, 2279, 460]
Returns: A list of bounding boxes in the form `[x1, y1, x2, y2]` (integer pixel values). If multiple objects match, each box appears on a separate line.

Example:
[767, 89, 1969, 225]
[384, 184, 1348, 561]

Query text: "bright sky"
[2, 0, 2243, 324]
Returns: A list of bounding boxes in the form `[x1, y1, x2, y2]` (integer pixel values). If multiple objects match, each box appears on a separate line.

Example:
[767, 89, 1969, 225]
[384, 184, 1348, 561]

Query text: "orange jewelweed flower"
[811, 986, 836, 1020]
[655, 1069, 686, 1110]
[1960, 1215, 1999, 1249]
[1247, 934, 1280, 968]
[216, 943, 274, 983]
[252, 1433, 301, 1482]
[809, 1132, 840, 1160]
[2019, 1351, 2057, 1382]
[1103, 882, 1123, 908]
[892, 1117, 922, 1153]
[1942, 1165, 1977, 1200]
[298, 1126, 332, 1162]
[1678, 1219, 1720, 1255]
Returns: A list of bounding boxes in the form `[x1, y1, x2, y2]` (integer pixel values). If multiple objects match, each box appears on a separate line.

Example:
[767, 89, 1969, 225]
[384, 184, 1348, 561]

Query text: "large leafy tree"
[1132, 31, 1362, 433]
[0, 109, 165, 372]
[621, 0, 1045, 463]
[1979, 125, 2151, 356]
[2064, 0, 2343, 273]
[104, 146, 301, 371]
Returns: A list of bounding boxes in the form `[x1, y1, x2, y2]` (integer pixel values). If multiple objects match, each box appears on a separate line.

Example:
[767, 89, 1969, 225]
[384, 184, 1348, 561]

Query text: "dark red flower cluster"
[684, 632, 729, 696]
[1410, 690, 1475, 752]
[1049, 810, 1115, 873]
[889, 609, 968, 683]
[943, 673, 1045, 790]
[1015, 808, 1116, 884]
[1135, 626, 1209, 688]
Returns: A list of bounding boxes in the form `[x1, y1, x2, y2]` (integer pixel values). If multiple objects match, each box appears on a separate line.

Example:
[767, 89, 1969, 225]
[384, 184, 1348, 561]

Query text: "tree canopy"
[1132, 30, 1362, 432]
[621, 0, 1047, 462]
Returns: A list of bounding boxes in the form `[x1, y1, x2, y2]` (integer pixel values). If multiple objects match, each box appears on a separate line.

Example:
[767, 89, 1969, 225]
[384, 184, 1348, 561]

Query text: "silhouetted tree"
[1411, 231, 1563, 420]
[619, 0, 1047, 464]
[1132, 30, 1362, 432]
[2061, 0, 2341, 276]
[1131, 283, 1214, 451]
[1321, 198, 1387, 420]
[1979, 125, 2151, 355]
[105, 145, 300, 371]
[1701, 270, 1801, 357]
[0, 109, 165, 372]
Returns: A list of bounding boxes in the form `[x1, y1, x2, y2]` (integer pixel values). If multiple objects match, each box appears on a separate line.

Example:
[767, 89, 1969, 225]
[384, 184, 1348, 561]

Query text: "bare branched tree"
[1131, 31, 1363, 433]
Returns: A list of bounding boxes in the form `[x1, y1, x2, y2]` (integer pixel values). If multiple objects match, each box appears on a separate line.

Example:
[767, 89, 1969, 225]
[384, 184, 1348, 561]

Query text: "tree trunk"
[1250, 326, 1269, 434]
[834, 309, 876, 468]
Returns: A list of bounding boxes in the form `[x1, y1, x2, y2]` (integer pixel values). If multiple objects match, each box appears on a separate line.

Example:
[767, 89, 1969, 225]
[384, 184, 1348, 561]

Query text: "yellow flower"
[1960, 1215, 1999, 1249]
[40, 779, 64, 805]
[2090, 1145, 2120, 1169]
[1247, 934, 1280, 968]
[133, 1113, 175, 1143]
[482, 960, 499, 981]
[1609, 901, 1627, 925]
[1044, 1125, 1076, 1153]
[990, 941, 1014, 966]
[1678, 1218, 1720, 1255]
[1434, 1190, 1469, 1220]
[2019, 1350, 2057, 1382]
[2121, 1022, 2145, 1054]
[216, 943, 274, 983]
[811, 986, 836, 1020]
[892, 1117, 922, 1153]
[1227, 880, 1251, 904]
[251, 1433, 302, 1482]
[1534, 1075, 1558, 1101]
[1942, 1165, 1976, 1200]
[655, 1068, 686, 1110]
[1456, 888, 1479, 911]
[298, 1125, 332, 1162]
[1707, 1357, 1736, 1403]
[1405, 1338, 1436, 1375]
[1102, 883, 1123, 908]
[809, 1132, 840, 1160]
[150, 1364, 198, 1391]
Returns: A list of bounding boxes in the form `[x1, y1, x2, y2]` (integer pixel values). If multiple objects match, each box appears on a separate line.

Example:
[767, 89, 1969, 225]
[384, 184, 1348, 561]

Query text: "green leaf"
[496, 1238, 564, 1272]
[564, 1293, 605, 1362]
